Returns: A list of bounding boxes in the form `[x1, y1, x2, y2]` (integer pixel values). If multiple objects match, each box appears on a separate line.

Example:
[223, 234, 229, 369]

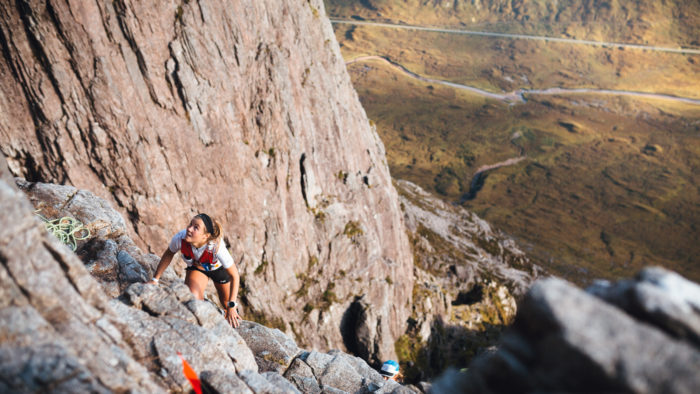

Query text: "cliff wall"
[0, 0, 412, 360]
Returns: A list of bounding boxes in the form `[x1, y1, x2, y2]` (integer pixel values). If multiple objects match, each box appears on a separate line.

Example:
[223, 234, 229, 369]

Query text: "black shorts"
[186, 266, 231, 284]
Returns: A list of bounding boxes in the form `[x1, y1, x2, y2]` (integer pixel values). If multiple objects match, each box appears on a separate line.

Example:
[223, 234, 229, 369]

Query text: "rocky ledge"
[0, 158, 416, 393]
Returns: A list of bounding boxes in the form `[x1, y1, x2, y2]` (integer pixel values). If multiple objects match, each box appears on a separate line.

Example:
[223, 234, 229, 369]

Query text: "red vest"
[181, 242, 218, 271]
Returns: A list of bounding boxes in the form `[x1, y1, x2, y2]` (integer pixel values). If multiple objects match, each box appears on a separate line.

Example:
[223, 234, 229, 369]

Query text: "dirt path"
[347, 56, 700, 106]
[347, 55, 523, 102]
[461, 156, 528, 202]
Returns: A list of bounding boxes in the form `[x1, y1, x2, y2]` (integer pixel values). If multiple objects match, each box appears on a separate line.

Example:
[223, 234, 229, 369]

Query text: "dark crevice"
[42, 240, 84, 298]
[21, 154, 43, 182]
[340, 297, 364, 358]
[0, 250, 33, 304]
[461, 171, 488, 203]
[359, 0, 378, 12]
[16, 0, 66, 106]
[168, 43, 190, 115]
[452, 284, 484, 306]
[126, 206, 140, 225]
[299, 153, 309, 207]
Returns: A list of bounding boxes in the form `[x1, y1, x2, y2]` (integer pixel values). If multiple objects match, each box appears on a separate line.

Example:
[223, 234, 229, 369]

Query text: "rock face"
[394, 180, 540, 381]
[0, 165, 417, 393]
[399, 178, 539, 330]
[0, 0, 412, 359]
[431, 267, 700, 393]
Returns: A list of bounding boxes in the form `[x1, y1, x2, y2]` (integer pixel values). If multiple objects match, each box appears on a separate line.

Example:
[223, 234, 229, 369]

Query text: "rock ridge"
[0, 162, 417, 393]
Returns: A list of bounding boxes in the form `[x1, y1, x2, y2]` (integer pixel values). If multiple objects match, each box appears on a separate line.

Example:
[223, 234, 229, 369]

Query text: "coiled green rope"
[35, 211, 91, 251]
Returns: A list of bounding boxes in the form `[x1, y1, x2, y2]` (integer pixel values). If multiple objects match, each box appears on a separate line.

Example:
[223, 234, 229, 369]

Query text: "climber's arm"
[149, 248, 175, 284]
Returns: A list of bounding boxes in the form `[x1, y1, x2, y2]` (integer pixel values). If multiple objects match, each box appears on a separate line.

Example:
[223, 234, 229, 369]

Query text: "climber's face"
[185, 217, 209, 247]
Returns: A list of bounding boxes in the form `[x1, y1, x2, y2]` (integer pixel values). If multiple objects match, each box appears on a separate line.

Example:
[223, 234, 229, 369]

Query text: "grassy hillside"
[327, 0, 700, 47]
[327, 0, 700, 284]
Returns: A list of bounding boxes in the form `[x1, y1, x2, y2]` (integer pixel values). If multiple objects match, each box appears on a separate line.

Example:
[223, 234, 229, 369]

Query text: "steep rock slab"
[0, 158, 163, 392]
[0, 0, 412, 359]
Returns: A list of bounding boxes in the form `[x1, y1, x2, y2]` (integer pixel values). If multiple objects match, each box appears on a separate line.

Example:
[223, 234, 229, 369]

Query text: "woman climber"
[148, 213, 242, 328]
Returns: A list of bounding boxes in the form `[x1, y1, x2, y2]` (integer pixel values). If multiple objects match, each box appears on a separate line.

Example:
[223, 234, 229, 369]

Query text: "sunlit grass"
[347, 58, 700, 284]
[337, 25, 700, 99]
[328, 1, 700, 284]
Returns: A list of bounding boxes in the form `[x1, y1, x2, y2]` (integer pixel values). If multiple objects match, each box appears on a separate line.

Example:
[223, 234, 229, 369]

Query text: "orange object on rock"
[178, 352, 202, 394]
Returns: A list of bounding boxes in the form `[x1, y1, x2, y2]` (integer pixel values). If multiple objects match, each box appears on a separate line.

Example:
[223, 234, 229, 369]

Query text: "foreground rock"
[16, 179, 167, 298]
[0, 0, 412, 361]
[0, 164, 417, 392]
[431, 268, 700, 393]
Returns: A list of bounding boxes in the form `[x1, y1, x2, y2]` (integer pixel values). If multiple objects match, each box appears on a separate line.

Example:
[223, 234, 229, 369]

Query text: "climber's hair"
[196, 213, 223, 244]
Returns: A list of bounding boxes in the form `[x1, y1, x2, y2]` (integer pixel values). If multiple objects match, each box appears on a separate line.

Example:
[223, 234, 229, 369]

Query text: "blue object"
[380, 360, 399, 377]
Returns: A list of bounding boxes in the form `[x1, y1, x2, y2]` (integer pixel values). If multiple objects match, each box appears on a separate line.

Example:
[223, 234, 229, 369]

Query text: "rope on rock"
[34, 210, 91, 251]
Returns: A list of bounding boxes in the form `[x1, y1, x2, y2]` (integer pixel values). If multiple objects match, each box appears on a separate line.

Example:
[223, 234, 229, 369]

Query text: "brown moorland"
[326, 0, 700, 284]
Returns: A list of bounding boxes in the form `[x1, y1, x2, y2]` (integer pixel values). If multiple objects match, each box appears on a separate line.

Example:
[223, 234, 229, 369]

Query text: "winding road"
[331, 19, 700, 55]
[346, 55, 700, 106]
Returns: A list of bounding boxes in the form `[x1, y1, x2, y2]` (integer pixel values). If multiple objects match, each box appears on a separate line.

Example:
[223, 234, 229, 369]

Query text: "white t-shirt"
[169, 229, 234, 269]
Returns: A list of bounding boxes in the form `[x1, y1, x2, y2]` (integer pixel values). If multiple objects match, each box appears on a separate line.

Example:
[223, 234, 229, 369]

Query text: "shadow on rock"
[397, 316, 506, 386]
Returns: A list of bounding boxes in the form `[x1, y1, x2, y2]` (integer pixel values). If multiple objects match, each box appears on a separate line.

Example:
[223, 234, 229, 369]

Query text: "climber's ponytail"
[211, 218, 224, 244]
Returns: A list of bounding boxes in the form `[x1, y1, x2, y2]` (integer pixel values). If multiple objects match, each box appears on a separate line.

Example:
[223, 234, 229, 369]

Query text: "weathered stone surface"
[588, 267, 700, 347]
[0, 307, 109, 393]
[301, 350, 367, 393]
[0, 168, 164, 392]
[239, 369, 300, 394]
[117, 250, 149, 284]
[238, 320, 302, 373]
[16, 179, 168, 295]
[117, 281, 264, 389]
[123, 282, 197, 324]
[327, 349, 386, 386]
[377, 380, 419, 394]
[185, 299, 259, 372]
[284, 358, 323, 394]
[434, 274, 700, 393]
[263, 372, 303, 393]
[200, 369, 253, 394]
[0, 0, 413, 359]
